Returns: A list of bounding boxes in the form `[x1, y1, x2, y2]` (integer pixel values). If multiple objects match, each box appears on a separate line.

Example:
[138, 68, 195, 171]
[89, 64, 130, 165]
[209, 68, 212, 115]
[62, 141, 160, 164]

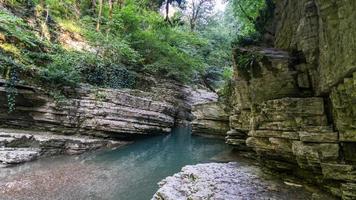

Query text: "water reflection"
[0, 127, 321, 200]
[0, 127, 231, 200]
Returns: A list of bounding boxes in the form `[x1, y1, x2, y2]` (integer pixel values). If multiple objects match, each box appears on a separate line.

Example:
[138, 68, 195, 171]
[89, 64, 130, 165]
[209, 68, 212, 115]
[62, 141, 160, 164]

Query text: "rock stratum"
[0, 78, 218, 138]
[191, 102, 229, 138]
[0, 80, 179, 137]
[220, 0, 356, 198]
[0, 78, 217, 165]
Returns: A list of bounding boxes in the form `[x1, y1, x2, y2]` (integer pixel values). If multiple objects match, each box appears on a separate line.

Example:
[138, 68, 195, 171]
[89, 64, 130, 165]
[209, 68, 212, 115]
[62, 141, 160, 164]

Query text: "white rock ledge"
[152, 162, 330, 200]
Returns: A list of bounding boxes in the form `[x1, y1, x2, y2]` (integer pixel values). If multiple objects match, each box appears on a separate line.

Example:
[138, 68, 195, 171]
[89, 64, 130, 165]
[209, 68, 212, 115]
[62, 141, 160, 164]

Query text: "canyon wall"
[191, 102, 229, 138]
[227, 0, 356, 198]
[0, 78, 217, 166]
[0, 79, 216, 139]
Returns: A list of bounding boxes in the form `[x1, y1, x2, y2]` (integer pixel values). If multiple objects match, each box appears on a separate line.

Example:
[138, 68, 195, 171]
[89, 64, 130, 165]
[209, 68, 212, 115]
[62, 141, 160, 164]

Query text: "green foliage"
[37, 0, 83, 19]
[83, 29, 141, 66]
[231, 0, 266, 35]
[0, 55, 24, 112]
[234, 51, 263, 80]
[254, 0, 275, 34]
[222, 67, 233, 81]
[39, 49, 136, 89]
[1, 0, 239, 91]
[115, 2, 205, 83]
[85, 62, 136, 89]
[39, 51, 81, 87]
[231, 0, 275, 47]
[232, 32, 262, 47]
[0, 8, 51, 71]
[193, 4, 236, 90]
[4, 68, 18, 113]
[0, 10, 38, 48]
[93, 89, 107, 101]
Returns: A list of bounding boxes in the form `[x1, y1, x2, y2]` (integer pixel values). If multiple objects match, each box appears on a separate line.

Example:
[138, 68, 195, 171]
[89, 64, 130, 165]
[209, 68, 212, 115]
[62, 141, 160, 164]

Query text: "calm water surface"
[0, 127, 232, 200]
[0, 127, 322, 200]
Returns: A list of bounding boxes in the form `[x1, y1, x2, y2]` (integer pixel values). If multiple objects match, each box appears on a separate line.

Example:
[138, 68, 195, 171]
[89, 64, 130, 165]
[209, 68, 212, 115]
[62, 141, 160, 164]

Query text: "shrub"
[233, 51, 264, 81]
[232, 32, 262, 47]
[39, 52, 81, 88]
[85, 63, 136, 89]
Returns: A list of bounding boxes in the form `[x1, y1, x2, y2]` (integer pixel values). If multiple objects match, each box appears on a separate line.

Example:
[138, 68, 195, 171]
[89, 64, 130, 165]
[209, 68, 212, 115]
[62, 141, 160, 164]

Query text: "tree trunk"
[190, 23, 195, 31]
[165, 0, 170, 21]
[90, 0, 97, 16]
[165, 0, 173, 25]
[96, 0, 103, 32]
[107, 0, 114, 36]
[109, 0, 114, 19]
[74, 0, 81, 18]
[118, 0, 124, 8]
[92, 0, 97, 8]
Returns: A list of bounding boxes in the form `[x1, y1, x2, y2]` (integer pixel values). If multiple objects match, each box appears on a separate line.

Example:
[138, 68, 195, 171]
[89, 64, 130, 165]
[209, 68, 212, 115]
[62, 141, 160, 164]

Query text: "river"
[0, 127, 320, 200]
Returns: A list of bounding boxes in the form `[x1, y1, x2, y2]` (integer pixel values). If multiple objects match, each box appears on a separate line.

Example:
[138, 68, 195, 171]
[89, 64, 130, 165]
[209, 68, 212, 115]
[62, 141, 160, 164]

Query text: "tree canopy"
[0, 0, 270, 100]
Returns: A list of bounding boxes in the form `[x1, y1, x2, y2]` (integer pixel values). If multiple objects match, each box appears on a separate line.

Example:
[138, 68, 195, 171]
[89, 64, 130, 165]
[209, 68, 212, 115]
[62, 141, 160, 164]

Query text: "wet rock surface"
[152, 162, 330, 200]
[0, 128, 127, 166]
[0, 148, 40, 166]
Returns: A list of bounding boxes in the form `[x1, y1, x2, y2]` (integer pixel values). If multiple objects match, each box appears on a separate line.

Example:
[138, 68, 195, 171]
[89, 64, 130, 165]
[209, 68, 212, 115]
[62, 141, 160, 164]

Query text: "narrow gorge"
[191, 0, 356, 198]
[0, 0, 355, 199]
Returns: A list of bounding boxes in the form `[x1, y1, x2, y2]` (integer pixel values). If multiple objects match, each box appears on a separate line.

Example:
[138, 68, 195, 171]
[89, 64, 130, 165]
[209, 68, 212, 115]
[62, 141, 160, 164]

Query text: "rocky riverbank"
[152, 162, 333, 200]
[0, 128, 127, 167]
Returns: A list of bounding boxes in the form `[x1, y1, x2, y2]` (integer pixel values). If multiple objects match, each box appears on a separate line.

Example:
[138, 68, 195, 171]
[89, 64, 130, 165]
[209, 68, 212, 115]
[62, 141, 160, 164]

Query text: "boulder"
[0, 148, 40, 165]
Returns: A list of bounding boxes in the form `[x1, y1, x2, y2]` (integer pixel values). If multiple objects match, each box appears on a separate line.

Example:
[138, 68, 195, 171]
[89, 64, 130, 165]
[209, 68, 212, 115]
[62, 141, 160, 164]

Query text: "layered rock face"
[0, 128, 126, 167]
[191, 102, 229, 138]
[0, 80, 185, 138]
[227, 0, 356, 198]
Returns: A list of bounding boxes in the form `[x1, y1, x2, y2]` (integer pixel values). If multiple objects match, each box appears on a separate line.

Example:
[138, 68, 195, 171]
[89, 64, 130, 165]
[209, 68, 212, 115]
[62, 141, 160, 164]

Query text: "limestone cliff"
[191, 102, 229, 138]
[0, 78, 219, 138]
[0, 78, 216, 165]
[227, 0, 356, 198]
[0, 80, 178, 138]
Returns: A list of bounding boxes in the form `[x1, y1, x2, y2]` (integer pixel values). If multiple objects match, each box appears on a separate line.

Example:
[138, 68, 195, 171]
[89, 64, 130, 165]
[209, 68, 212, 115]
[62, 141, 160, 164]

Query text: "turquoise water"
[93, 127, 232, 199]
[0, 127, 320, 200]
[0, 127, 232, 200]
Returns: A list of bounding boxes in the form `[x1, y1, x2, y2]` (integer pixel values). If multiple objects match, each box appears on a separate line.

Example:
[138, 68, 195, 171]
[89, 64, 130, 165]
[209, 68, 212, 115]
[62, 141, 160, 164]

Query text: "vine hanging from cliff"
[0, 55, 21, 113]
